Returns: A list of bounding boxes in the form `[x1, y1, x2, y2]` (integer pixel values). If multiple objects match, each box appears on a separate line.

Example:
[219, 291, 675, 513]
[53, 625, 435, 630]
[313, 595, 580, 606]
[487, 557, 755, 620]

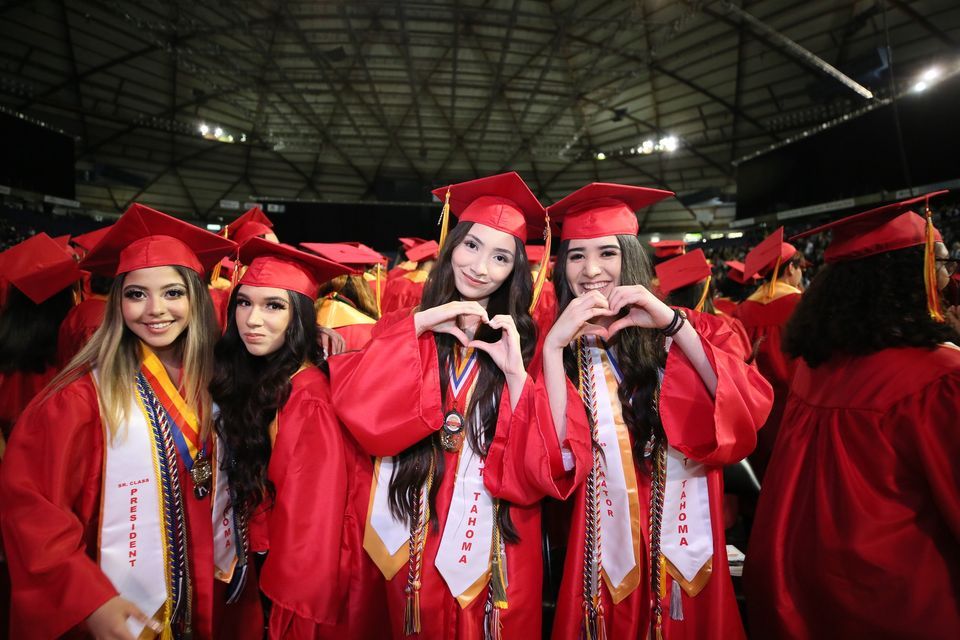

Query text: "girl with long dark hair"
[746, 195, 960, 638]
[540, 183, 773, 640]
[328, 172, 591, 639]
[1, 205, 252, 639]
[211, 238, 384, 639]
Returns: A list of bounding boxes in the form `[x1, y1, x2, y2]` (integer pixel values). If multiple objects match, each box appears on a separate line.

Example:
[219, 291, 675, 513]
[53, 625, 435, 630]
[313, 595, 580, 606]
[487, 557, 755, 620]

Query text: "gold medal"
[440, 409, 465, 453]
[191, 451, 213, 499]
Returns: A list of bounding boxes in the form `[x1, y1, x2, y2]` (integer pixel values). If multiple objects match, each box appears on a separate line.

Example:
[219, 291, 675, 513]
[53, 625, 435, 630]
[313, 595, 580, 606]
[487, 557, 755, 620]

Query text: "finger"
[437, 326, 471, 347]
[457, 301, 490, 322]
[124, 602, 149, 625]
[466, 339, 496, 355]
[605, 317, 632, 340]
[574, 323, 608, 341]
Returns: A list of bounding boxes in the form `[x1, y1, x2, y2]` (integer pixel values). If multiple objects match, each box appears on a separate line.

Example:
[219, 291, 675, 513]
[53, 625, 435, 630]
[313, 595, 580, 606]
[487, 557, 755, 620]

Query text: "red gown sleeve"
[483, 374, 592, 506]
[660, 310, 774, 466]
[0, 377, 118, 638]
[259, 388, 352, 627]
[328, 312, 443, 457]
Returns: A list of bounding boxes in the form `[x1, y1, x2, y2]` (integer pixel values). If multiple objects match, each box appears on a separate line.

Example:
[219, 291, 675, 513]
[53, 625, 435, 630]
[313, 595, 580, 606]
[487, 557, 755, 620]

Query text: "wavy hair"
[784, 246, 958, 368]
[211, 286, 321, 518]
[553, 235, 667, 461]
[387, 221, 535, 543]
[48, 266, 218, 442]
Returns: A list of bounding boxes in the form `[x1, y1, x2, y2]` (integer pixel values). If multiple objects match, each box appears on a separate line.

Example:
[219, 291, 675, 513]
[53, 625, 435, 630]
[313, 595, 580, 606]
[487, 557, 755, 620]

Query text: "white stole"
[661, 448, 713, 583]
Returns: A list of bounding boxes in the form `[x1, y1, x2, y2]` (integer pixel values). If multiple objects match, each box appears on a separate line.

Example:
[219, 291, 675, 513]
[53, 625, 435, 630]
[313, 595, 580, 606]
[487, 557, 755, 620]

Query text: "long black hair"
[665, 279, 716, 314]
[553, 235, 667, 462]
[784, 246, 958, 368]
[0, 286, 74, 373]
[387, 221, 536, 543]
[211, 286, 321, 519]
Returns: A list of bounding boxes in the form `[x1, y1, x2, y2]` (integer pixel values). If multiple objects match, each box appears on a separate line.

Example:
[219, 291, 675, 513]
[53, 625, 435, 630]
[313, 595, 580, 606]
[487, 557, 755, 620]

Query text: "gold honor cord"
[924, 201, 945, 322]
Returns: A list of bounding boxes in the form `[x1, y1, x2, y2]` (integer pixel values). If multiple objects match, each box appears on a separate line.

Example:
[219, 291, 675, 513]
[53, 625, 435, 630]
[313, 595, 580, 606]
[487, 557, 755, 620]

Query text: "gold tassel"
[529, 212, 552, 314]
[375, 264, 383, 317]
[404, 584, 422, 635]
[437, 188, 452, 250]
[72, 281, 83, 306]
[923, 202, 945, 322]
[694, 275, 712, 312]
[766, 255, 783, 300]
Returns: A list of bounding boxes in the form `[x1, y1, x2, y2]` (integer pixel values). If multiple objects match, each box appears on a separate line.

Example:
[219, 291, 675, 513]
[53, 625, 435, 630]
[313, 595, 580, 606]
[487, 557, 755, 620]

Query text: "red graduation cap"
[790, 191, 948, 262]
[723, 260, 758, 285]
[301, 242, 388, 266]
[650, 240, 687, 258]
[226, 206, 275, 245]
[79, 203, 237, 276]
[405, 239, 440, 263]
[239, 237, 353, 299]
[744, 228, 797, 279]
[3, 233, 81, 303]
[525, 244, 548, 263]
[432, 172, 546, 244]
[655, 249, 711, 295]
[547, 183, 674, 241]
[399, 237, 428, 250]
[71, 225, 112, 254]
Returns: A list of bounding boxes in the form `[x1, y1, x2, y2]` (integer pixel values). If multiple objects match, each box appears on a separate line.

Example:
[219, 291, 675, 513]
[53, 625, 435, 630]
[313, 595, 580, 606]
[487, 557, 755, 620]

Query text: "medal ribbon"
[447, 347, 479, 412]
[140, 344, 206, 469]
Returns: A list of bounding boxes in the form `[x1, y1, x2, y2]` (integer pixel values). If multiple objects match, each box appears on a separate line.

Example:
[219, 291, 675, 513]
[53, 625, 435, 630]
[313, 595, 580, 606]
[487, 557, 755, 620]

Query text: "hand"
[468, 315, 525, 377]
[414, 301, 489, 345]
[605, 285, 676, 340]
[316, 325, 346, 356]
[85, 596, 154, 640]
[544, 290, 616, 350]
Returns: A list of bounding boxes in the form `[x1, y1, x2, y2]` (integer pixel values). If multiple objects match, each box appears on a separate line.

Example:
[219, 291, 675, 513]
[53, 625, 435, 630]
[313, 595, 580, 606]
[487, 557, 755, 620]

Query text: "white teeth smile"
[146, 321, 173, 329]
[581, 282, 610, 291]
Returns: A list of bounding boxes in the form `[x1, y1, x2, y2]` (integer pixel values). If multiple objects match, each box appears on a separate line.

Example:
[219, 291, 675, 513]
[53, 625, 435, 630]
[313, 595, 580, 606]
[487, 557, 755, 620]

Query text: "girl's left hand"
[605, 285, 676, 339]
[468, 314, 525, 378]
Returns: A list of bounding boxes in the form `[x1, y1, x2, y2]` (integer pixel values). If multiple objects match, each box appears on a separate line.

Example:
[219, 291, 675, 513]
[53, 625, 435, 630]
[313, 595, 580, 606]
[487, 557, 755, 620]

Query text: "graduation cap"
[404, 239, 440, 263]
[656, 249, 711, 294]
[79, 203, 237, 276]
[71, 225, 112, 254]
[724, 260, 758, 285]
[650, 240, 687, 258]
[225, 206, 275, 245]
[238, 237, 353, 299]
[546, 183, 673, 242]
[744, 228, 798, 278]
[791, 190, 949, 320]
[3, 233, 81, 304]
[525, 244, 548, 263]
[300, 242, 387, 266]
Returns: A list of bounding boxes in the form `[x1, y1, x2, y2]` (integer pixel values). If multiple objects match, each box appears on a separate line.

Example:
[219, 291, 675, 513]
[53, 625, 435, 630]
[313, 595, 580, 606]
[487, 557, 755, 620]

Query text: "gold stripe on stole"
[598, 349, 642, 604]
[363, 458, 410, 580]
[666, 557, 713, 598]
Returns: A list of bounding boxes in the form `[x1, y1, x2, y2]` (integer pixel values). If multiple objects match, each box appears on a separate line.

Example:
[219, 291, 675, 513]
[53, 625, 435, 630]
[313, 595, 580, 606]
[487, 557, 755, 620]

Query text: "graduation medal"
[191, 450, 213, 499]
[440, 409, 465, 452]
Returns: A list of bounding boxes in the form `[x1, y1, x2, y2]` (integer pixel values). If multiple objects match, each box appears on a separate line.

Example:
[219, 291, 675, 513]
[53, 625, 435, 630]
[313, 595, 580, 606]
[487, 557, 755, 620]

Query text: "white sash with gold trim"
[364, 456, 412, 579]
[661, 447, 713, 585]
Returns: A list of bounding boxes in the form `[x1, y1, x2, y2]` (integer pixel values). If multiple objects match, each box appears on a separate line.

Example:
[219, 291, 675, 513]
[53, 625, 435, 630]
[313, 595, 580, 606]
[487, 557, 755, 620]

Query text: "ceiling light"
[913, 81, 928, 93]
[921, 67, 941, 82]
[596, 152, 606, 160]
[214, 127, 224, 137]
[199, 123, 209, 135]
[661, 136, 678, 152]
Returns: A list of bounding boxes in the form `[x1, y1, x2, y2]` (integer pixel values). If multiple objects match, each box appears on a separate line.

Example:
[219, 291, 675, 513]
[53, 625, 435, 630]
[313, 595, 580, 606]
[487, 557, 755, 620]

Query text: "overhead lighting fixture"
[913, 81, 928, 93]
[727, 231, 744, 239]
[214, 127, 224, 137]
[660, 136, 679, 152]
[199, 123, 209, 135]
[649, 235, 661, 243]
[206, 223, 222, 231]
[596, 152, 606, 160]
[921, 67, 941, 82]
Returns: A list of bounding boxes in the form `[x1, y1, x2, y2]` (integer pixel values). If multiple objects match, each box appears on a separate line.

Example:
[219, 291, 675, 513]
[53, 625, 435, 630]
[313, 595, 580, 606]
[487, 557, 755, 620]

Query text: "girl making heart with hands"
[541, 184, 773, 640]
[329, 173, 589, 640]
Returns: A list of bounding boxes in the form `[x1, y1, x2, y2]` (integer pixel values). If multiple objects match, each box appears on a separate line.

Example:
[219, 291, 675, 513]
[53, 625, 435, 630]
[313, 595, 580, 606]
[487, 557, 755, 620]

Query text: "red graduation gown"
[551, 311, 774, 640]
[247, 366, 385, 639]
[716, 312, 753, 362]
[57, 297, 106, 367]
[0, 374, 254, 639]
[745, 344, 960, 639]
[380, 272, 427, 315]
[0, 368, 56, 440]
[328, 310, 592, 639]
[713, 297, 738, 317]
[733, 283, 801, 478]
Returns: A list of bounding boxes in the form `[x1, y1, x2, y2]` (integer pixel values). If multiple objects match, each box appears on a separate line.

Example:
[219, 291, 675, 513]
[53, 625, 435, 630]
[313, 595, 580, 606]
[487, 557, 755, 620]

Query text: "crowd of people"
[0, 174, 957, 640]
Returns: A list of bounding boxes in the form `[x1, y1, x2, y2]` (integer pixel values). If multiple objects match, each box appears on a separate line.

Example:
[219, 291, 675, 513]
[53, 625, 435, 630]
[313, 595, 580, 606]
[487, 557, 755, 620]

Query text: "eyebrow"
[569, 244, 620, 252]
[123, 282, 185, 290]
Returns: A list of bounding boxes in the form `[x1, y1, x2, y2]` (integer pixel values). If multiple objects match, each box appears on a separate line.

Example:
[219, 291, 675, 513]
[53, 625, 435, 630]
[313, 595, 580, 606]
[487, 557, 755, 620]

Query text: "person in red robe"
[380, 239, 438, 314]
[745, 192, 960, 638]
[328, 172, 592, 639]
[656, 249, 753, 361]
[540, 183, 773, 640]
[210, 239, 385, 638]
[57, 274, 114, 367]
[733, 229, 804, 479]
[0, 205, 259, 639]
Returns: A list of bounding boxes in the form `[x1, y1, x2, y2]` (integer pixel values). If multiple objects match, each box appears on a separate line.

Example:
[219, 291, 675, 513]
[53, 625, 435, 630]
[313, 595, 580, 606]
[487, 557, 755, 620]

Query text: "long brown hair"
[387, 221, 536, 542]
[553, 235, 667, 461]
[47, 266, 218, 442]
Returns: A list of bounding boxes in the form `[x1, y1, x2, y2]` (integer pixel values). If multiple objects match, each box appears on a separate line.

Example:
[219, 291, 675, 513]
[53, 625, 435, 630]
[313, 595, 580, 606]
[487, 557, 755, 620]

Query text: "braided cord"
[576, 337, 606, 639]
[137, 373, 191, 639]
[403, 451, 436, 636]
[649, 437, 667, 640]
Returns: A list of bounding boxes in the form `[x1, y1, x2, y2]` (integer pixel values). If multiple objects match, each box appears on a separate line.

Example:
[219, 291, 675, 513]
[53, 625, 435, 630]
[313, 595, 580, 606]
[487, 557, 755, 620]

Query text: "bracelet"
[659, 308, 686, 337]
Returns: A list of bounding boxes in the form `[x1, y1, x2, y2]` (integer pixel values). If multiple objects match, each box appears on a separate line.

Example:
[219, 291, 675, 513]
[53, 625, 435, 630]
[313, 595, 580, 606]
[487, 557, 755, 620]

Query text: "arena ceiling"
[2, 0, 959, 233]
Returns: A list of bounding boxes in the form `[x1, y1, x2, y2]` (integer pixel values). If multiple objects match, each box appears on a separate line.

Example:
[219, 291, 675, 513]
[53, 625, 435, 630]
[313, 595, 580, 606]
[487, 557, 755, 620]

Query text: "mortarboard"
[650, 240, 687, 259]
[3, 233, 81, 304]
[225, 206, 275, 245]
[238, 237, 353, 299]
[744, 228, 797, 279]
[301, 242, 387, 266]
[71, 225, 112, 254]
[547, 183, 674, 241]
[656, 249, 711, 295]
[79, 203, 236, 276]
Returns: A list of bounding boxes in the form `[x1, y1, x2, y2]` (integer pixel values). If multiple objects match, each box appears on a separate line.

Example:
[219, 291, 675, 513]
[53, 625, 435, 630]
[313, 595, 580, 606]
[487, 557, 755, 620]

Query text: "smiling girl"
[210, 238, 385, 639]
[539, 184, 773, 640]
[328, 172, 591, 639]
[0, 205, 250, 639]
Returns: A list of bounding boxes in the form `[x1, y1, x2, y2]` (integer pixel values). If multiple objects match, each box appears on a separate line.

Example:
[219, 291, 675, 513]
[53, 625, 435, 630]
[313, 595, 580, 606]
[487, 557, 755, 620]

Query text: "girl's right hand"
[85, 596, 155, 640]
[414, 301, 490, 344]
[544, 290, 616, 350]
